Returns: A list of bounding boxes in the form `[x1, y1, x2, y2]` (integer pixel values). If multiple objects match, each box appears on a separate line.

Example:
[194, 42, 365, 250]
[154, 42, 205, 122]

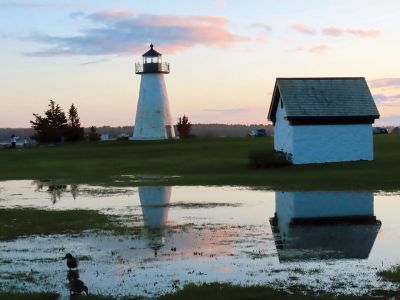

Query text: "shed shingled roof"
[268, 78, 380, 125]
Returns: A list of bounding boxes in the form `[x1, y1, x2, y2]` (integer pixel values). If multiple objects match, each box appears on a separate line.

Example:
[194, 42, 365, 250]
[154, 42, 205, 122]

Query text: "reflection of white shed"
[268, 78, 380, 164]
[270, 191, 381, 262]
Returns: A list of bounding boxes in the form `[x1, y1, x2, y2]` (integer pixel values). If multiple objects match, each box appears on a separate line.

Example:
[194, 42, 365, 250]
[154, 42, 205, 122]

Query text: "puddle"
[0, 181, 399, 298]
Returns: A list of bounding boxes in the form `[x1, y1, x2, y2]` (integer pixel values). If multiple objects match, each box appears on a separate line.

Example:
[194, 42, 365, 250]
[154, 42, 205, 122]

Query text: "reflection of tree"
[33, 180, 80, 204]
[70, 184, 79, 200]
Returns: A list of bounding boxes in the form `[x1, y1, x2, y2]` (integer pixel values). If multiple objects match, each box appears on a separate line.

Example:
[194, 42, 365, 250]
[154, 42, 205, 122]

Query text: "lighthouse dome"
[142, 44, 162, 57]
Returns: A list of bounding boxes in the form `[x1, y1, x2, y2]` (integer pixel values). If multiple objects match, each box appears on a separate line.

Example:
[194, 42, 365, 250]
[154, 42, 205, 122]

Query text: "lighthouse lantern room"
[132, 44, 175, 140]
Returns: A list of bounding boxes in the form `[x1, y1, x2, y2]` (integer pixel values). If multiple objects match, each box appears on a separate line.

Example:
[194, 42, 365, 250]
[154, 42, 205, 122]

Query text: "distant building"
[100, 133, 109, 141]
[268, 78, 380, 164]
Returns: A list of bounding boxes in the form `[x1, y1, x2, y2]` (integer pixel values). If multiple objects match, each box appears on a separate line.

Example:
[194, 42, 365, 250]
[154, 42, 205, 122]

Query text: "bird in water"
[67, 270, 80, 282]
[64, 253, 79, 269]
[69, 278, 89, 295]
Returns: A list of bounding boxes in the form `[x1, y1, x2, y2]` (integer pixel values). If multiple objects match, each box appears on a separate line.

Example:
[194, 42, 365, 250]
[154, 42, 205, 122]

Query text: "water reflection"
[34, 180, 79, 203]
[138, 186, 171, 256]
[270, 191, 382, 262]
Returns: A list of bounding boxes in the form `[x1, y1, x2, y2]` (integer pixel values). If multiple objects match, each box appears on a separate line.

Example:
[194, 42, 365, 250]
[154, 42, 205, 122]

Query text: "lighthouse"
[132, 44, 175, 140]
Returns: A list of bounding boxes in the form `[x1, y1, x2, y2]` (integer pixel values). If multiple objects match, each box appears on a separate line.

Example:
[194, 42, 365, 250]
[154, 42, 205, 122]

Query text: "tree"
[30, 100, 68, 143]
[88, 126, 101, 141]
[65, 104, 84, 142]
[176, 115, 192, 138]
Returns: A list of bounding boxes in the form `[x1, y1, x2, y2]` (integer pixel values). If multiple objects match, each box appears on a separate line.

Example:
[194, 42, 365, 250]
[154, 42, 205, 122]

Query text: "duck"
[67, 270, 80, 282]
[69, 278, 89, 295]
[64, 253, 79, 269]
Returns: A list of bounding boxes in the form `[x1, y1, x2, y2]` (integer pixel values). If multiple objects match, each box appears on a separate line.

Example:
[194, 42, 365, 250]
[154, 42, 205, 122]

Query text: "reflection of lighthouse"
[132, 44, 175, 140]
[139, 186, 171, 256]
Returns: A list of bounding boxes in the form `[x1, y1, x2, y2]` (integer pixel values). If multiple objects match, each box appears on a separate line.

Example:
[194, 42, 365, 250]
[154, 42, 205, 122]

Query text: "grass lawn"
[0, 135, 399, 190]
[0, 293, 58, 300]
[0, 208, 127, 240]
[158, 283, 398, 300]
[1, 283, 398, 300]
[378, 265, 400, 283]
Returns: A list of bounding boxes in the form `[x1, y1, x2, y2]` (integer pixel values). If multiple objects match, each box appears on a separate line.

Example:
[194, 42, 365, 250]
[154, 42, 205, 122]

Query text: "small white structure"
[100, 133, 109, 141]
[132, 44, 175, 140]
[268, 78, 380, 164]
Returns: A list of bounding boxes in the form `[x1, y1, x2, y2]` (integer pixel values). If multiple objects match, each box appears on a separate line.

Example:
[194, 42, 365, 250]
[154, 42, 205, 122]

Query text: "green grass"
[0, 294, 116, 300]
[0, 208, 125, 240]
[378, 265, 400, 283]
[0, 292, 58, 300]
[158, 283, 397, 300]
[1, 283, 398, 300]
[0, 135, 399, 190]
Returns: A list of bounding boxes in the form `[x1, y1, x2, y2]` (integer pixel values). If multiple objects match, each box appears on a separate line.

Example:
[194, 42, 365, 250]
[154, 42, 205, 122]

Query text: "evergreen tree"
[30, 100, 68, 143]
[88, 126, 101, 141]
[176, 115, 192, 138]
[65, 103, 84, 141]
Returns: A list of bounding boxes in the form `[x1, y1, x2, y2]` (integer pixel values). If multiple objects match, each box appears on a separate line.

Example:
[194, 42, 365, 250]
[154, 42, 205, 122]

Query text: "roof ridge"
[276, 77, 365, 80]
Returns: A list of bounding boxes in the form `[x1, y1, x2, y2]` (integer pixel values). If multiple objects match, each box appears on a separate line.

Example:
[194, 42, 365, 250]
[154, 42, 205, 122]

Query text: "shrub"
[176, 115, 192, 138]
[248, 151, 292, 168]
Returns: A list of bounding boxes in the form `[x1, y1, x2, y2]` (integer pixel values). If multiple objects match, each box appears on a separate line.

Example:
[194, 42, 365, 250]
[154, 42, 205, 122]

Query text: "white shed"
[267, 78, 380, 164]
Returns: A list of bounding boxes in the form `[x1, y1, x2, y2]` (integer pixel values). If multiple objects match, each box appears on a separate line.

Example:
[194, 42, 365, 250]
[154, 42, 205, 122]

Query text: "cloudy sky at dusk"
[1, 0, 399, 127]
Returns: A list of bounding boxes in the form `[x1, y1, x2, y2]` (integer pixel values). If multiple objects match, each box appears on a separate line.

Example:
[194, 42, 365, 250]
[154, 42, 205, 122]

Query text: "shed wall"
[292, 124, 373, 164]
[274, 98, 293, 154]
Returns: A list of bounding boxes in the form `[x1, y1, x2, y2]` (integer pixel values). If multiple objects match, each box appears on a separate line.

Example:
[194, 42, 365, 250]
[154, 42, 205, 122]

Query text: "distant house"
[268, 78, 380, 164]
[100, 133, 109, 141]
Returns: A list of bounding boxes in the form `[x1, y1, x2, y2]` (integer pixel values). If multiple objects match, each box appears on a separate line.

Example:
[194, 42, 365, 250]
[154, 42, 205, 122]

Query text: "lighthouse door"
[165, 126, 173, 138]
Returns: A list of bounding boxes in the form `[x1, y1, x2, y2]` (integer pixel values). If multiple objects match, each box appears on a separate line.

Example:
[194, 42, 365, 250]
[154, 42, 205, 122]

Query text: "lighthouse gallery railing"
[135, 62, 170, 74]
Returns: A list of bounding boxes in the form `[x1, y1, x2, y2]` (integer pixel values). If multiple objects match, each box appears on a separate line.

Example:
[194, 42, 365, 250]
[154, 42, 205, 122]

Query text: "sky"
[0, 0, 399, 127]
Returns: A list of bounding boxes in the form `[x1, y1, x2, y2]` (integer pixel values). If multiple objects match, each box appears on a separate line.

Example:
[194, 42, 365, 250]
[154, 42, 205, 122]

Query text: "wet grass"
[0, 208, 127, 240]
[378, 265, 400, 283]
[0, 293, 58, 300]
[0, 294, 117, 300]
[158, 283, 399, 300]
[0, 284, 399, 300]
[0, 135, 398, 190]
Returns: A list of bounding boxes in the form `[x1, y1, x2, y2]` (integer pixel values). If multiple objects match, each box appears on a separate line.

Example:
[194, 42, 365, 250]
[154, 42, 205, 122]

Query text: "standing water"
[0, 181, 399, 298]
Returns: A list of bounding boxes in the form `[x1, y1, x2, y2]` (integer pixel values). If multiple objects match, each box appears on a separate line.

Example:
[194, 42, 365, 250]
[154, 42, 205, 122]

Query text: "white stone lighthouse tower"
[132, 44, 175, 140]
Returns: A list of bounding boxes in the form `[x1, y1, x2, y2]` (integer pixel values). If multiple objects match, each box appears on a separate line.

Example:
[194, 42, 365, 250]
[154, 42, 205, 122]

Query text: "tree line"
[30, 100, 100, 143]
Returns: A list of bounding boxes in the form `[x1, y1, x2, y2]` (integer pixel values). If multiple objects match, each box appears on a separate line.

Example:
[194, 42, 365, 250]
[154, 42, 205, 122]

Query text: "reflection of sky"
[1, 181, 400, 297]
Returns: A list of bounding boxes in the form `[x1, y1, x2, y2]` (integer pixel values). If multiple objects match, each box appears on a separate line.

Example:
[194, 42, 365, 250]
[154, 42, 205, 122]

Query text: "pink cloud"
[322, 27, 343, 37]
[293, 44, 329, 54]
[90, 10, 133, 20]
[309, 44, 329, 53]
[27, 11, 249, 56]
[323, 26, 380, 38]
[290, 23, 316, 35]
[369, 78, 400, 89]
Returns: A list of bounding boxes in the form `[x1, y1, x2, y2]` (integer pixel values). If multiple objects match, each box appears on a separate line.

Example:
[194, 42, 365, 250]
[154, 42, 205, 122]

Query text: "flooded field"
[0, 181, 399, 298]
